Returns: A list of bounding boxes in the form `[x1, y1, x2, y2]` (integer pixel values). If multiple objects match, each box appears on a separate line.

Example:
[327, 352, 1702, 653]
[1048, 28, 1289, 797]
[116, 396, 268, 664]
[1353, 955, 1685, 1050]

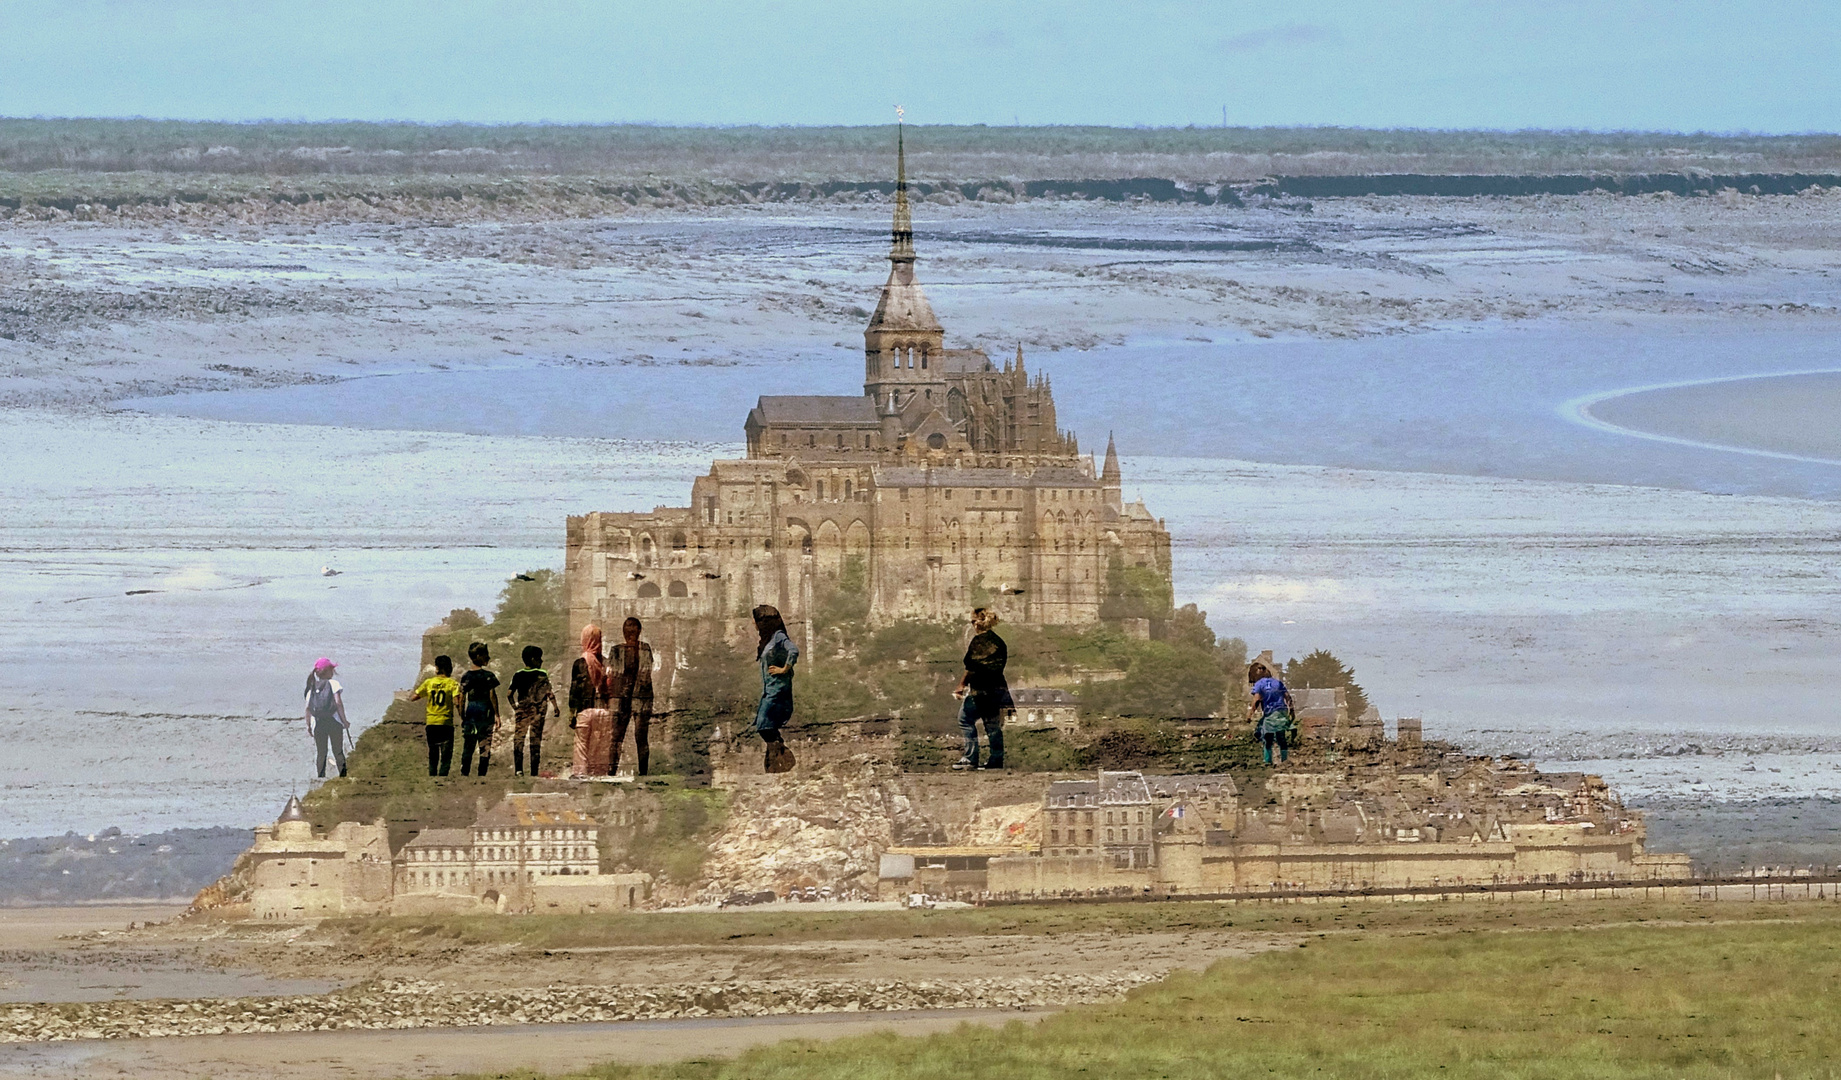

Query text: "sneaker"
[951, 758, 975, 771]
[979, 760, 1006, 771]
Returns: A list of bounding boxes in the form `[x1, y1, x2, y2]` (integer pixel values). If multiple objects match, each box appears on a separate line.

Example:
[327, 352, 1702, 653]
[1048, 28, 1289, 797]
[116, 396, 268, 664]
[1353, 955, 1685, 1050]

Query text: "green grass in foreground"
[456, 906, 1841, 1080]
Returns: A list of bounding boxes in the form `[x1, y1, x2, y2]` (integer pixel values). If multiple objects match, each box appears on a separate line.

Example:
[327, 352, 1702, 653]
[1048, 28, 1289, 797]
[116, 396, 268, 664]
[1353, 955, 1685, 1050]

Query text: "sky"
[0, 0, 1837, 132]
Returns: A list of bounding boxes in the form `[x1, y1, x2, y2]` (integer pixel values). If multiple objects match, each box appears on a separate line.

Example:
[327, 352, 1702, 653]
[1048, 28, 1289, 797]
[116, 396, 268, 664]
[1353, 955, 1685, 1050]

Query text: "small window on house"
[837, 434, 845, 448]
[808, 434, 816, 447]
[781, 433, 789, 444]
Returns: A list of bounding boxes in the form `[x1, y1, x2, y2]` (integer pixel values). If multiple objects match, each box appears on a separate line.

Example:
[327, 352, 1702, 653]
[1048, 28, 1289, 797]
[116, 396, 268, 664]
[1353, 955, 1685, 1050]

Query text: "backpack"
[307, 677, 339, 719]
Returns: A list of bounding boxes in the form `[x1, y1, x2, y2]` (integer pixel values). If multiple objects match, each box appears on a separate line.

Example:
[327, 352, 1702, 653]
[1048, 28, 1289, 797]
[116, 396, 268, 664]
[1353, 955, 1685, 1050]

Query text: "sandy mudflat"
[0, 1008, 1055, 1079]
[0, 907, 186, 952]
[1590, 371, 1841, 462]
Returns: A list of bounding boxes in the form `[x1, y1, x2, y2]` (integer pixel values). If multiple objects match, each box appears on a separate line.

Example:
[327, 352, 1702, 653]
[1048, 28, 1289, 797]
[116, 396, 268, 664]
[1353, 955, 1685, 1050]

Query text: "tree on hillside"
[1082, 640, 1227, 720]
[495, 568, 563, 621]
[1284, 649, 1370, 719]
[1165, 603, 1249, 680]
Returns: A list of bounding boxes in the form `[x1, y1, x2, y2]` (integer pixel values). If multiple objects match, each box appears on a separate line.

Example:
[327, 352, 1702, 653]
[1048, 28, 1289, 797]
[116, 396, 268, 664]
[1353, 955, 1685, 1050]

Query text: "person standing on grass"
[506, 645, 557, 778]
[570, 623, 613, 778]
[457, 642, 501, 776]
[411, 654, 460, 776]
[953, 608, 1011, 771]
[1248, 660, 1295, 765]
[609, 617, 655, 777]
[752, 604, 798, 774]
[302, 657, 350, 779]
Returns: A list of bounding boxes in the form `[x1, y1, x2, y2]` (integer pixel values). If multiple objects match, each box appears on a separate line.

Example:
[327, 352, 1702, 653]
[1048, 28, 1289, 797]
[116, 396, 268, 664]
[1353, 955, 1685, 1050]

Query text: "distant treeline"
[4, 118, 1841, 180]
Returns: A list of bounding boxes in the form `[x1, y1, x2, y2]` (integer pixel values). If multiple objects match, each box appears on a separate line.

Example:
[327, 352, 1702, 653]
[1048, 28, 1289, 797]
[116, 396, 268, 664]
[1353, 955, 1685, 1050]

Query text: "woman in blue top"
[1247, 660, 1295, 765]
[752, 604, 799, 774]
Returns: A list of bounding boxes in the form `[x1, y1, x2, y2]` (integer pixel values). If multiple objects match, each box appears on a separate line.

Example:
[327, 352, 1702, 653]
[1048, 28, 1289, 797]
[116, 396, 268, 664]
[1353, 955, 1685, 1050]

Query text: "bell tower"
[863, 123, 946, 412]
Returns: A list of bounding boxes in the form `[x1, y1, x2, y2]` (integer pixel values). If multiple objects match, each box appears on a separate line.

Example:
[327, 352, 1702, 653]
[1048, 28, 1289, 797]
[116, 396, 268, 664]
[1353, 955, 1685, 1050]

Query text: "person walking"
[506, 646, 557, 777]
[410, 654, 460, 776]
[570, 623, 613, 778]
[302, 658, 350, 779]
[457, 642, 501, 776]
[1248, 660, 1295, 765]
[953, 608, 1011, 771]
[752, 605, 798, 774]
[609, 617, 655, 777]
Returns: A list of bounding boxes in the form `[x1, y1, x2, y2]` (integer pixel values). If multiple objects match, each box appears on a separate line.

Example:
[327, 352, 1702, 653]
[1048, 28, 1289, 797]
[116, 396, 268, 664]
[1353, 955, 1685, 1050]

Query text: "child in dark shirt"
[458, 641, 501, 776]
[507, 645, 558, 777]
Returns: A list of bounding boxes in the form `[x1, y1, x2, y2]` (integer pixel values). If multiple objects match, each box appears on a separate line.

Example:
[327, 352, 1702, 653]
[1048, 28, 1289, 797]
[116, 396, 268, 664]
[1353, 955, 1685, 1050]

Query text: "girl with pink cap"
[303, 658, 350, 778]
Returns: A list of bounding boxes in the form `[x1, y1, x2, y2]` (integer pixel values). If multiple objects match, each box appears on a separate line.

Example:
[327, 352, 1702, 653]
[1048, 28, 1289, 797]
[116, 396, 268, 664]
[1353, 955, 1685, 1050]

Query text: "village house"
[1012, 687, 1079, 735]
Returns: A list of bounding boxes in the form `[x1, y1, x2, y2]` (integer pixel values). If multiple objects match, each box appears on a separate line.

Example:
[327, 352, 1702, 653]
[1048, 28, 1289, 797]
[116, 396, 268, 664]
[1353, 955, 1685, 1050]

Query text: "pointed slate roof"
[278, 795, 307, 823]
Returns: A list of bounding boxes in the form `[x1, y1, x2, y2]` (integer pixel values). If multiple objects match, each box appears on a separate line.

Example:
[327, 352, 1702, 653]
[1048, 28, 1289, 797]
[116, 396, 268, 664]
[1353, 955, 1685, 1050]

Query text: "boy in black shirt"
[953, 608, 1012, 771]
[458, 641, 501, 776]
[507, 645, 558, 777]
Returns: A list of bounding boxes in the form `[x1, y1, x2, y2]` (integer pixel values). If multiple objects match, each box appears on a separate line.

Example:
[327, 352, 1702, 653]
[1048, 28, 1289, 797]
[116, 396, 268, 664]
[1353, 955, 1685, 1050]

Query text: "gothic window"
[668, 580, 689, 597]
[837, 434, 845, 448]
[920, 349, 929, 369]
[843, 479, 853, 499]
[671, 531, 687, 551]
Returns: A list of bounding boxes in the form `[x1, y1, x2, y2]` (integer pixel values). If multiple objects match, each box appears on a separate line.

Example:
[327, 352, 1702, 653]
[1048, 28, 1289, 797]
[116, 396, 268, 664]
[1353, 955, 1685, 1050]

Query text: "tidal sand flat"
[1588, 370, 1841, 464]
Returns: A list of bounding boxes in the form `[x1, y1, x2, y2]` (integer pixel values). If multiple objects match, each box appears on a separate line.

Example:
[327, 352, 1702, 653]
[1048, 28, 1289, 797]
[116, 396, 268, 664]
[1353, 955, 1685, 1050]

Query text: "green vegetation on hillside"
[443, 904, 1841, 1080]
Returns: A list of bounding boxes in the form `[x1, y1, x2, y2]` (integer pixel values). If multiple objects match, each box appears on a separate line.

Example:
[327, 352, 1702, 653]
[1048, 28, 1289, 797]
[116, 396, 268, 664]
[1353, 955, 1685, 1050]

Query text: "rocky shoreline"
[0, 973, 1153, 1043]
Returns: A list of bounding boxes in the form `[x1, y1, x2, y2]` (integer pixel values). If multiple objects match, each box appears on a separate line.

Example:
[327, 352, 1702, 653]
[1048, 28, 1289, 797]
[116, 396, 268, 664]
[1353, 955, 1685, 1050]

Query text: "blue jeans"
[958, 692, 1006, 767]
[755, 691, 793, 734]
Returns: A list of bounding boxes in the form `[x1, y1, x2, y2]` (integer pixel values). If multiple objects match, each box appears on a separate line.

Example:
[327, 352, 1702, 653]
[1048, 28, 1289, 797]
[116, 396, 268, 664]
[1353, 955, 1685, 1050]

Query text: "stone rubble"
[0, 973, 1155, 1043]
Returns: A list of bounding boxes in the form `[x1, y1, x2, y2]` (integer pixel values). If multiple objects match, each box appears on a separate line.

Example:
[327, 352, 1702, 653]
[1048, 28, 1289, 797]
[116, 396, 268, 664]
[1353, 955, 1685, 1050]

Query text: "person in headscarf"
[302, 658, 349, 778]
[752, 605, 798, 774]
[570, 623, 613, 777]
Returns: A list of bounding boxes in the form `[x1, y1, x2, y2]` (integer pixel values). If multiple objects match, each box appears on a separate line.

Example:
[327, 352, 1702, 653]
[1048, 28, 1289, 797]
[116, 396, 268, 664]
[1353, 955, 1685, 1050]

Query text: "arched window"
[668, 580, 689, 597]
[637, 581, 662, 598]
[671, 531, 687, 551]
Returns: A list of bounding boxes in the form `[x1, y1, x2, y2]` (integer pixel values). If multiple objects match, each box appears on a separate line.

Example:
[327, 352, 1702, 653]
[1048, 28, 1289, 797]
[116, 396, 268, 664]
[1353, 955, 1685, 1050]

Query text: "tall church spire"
[889, 122, 915, 268]
[1102, 432, 1121, 484]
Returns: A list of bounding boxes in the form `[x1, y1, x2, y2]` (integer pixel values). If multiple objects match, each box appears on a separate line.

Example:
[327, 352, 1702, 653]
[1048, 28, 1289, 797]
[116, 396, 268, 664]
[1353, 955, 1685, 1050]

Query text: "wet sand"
[0, 905, 335, 1005]
[0, 1008, 1055, 1080]
[1589, 371, 1841, 464]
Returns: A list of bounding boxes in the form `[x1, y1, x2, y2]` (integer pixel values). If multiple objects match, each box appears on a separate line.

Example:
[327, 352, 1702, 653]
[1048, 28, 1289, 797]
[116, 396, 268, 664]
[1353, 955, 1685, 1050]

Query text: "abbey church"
[566, 133, 1172, 639]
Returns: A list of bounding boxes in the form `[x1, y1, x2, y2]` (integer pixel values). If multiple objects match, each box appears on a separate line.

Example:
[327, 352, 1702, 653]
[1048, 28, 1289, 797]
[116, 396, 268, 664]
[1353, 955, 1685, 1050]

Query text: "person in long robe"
[570, 624, 613, 777]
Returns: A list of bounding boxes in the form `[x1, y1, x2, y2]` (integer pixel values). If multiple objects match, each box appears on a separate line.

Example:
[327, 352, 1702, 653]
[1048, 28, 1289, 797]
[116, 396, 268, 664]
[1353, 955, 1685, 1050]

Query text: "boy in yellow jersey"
[410, 654, 460, 776]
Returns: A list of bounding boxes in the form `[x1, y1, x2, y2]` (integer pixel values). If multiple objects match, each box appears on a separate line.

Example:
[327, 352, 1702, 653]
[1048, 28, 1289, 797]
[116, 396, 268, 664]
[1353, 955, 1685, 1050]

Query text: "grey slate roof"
[403, 828, 472, 850]
[750, 395, 880, 425]
[1012, 687, 1075, 706]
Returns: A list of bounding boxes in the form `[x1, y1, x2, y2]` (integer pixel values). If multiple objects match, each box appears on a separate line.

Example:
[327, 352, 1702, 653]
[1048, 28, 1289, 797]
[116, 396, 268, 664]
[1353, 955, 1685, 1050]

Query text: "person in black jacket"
[953, 608, 1012, 771]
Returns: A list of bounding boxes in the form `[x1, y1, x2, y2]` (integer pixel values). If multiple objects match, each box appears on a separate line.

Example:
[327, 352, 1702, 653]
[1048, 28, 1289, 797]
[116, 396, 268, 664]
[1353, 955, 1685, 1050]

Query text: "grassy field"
[313, 893, 1805, 952]
[431, 900, 1841, 1080]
